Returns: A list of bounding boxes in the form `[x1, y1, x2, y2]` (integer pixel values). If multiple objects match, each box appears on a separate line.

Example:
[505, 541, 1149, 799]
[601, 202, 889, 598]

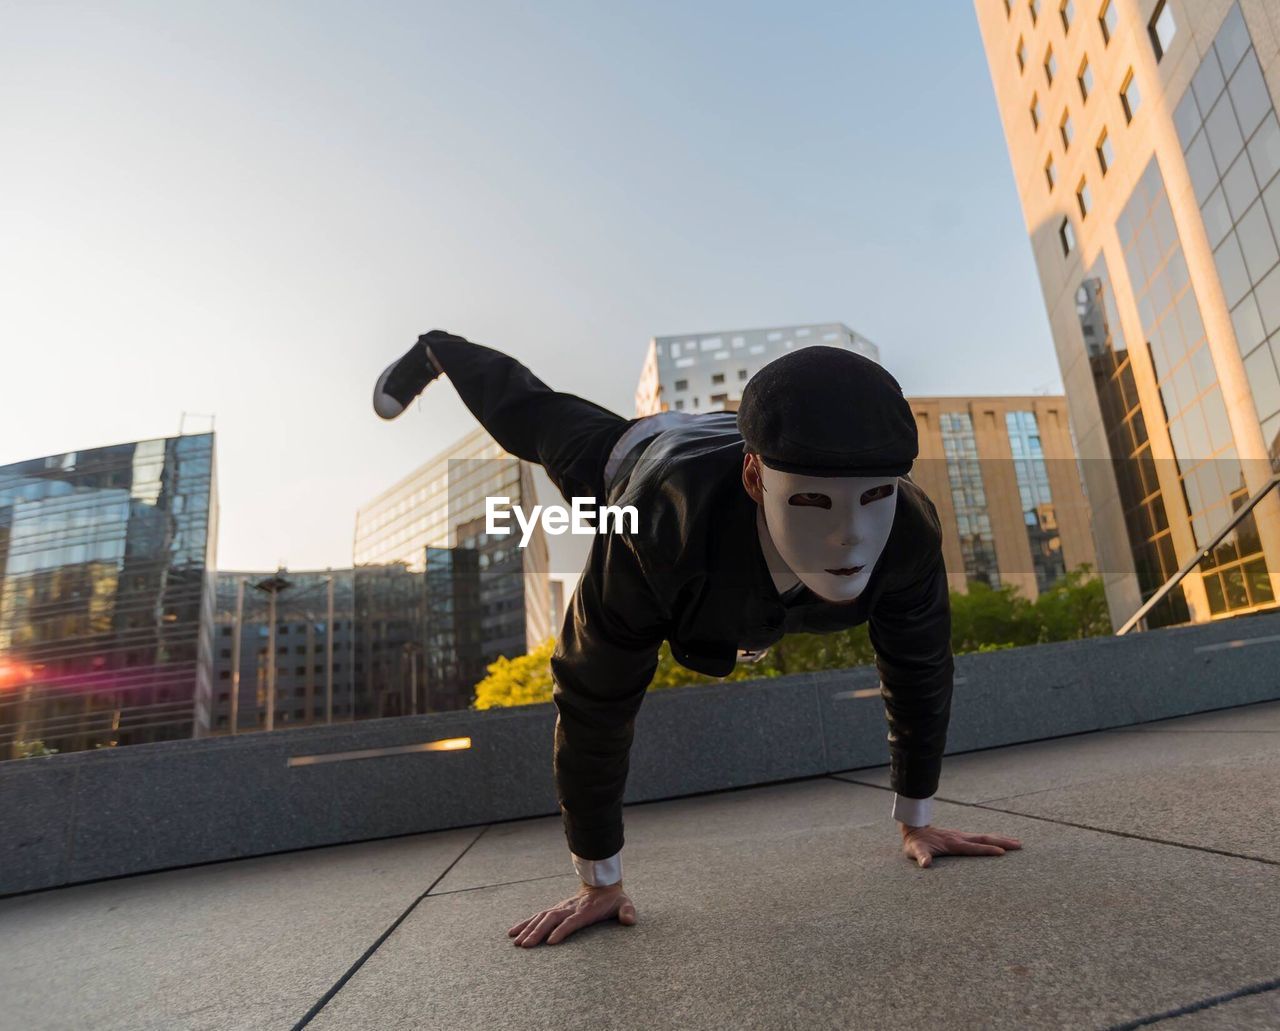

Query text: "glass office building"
[353, 427, 551, 713]
[977, 0, 1280, 629]
[0, 433, 218, 760]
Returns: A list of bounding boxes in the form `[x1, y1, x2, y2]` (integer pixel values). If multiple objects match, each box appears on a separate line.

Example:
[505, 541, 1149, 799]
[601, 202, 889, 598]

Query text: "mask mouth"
[825, 565, 865, 576]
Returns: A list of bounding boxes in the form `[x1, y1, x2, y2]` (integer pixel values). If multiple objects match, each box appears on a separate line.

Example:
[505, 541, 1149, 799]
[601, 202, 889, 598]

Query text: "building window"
[1029, 0, 1039, 24]
[674, 399, 684, 410]
[1031, 92, 1042, 129]
[1096, 128, 1113, 174]
[711, 372, 725, 385]
[1078, 56, 1093, 100]
[738, 368, 748, 380]
[1060, 109, 1074, 149]
[1045, 154, 1057, 190]
[1149, 0, 1176, 61]
[1059, 217, 1075, 255]
[710, 393, 729, 405]
[1099, 0, 1116, 44]
[674, 378, 688, 391]
[1077, 177, 1092, 217]
[1059, 0, 1074, 32]
[1121, 69, 1141, 122]
[940, 411, 1001, 589]
[1017, 35, 1027, 71]
[1044, 45, 1057, 85]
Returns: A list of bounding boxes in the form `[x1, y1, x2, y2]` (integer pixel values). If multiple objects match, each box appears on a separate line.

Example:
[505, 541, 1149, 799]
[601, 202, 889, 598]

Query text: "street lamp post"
[229, 577, 245, 736]
[252, 570, 292, 733]
[324, 574, 334, 724]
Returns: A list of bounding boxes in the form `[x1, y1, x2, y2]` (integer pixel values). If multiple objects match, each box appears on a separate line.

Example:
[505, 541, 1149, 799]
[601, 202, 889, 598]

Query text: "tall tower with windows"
[975, 0, 1280, 628]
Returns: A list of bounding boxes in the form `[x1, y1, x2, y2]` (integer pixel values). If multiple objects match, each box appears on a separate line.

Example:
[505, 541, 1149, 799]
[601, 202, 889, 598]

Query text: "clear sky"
[0, 0, 1060, 572]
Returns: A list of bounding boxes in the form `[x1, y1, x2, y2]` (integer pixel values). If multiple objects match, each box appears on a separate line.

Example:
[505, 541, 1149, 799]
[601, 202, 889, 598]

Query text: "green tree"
[472, 638, 555, 709]
[470, 565, 1112, 709]
[949, 580, 1037, 655]
[16, 739, 59, 758]
[1028, 564, 1111, 642]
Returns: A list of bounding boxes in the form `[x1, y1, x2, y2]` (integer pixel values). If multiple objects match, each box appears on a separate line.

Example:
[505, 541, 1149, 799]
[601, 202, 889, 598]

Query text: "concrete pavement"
[2, 701, 1278, 1030]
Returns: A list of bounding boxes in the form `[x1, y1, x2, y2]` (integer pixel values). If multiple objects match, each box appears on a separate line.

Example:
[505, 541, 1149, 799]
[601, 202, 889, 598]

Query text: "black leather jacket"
[551, 413, 954, 860]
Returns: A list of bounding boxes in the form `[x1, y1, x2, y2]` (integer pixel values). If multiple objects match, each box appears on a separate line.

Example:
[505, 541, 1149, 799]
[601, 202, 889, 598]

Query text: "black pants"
[424, 331, 632, 504]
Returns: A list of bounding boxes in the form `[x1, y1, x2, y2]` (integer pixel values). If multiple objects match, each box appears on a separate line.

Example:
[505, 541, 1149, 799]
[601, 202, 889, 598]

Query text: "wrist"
[571, 849, 623, 887]
[579, 879, 624, 893]
[891, 792, 935, 828]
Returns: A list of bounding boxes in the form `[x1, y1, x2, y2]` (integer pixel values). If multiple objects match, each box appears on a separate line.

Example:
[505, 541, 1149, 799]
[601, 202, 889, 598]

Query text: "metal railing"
[1117, 472, 1280, 635]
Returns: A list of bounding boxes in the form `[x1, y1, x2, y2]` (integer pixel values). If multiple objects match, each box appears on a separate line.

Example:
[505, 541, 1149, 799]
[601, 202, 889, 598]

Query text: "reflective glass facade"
[1174, 3, 1280, 469]
[1005, 410, 1067, 593]
[353, 427, 551, 712]
[1118, 155, 1272, 615]
[1077, 262, 1188, 626]
[939, 411, 1001, 588]
[978, 0, 1280, 629]
[0, 434, 218, 760]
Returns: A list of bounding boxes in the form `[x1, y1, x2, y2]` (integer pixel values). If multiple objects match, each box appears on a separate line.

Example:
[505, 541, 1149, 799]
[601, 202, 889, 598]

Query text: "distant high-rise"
[909, 396, 1096, 599]
[634, 323, 880, 416]
[212, 569, 355, 733]
[975, 0, 1280, 628]
[353, 427, 551, 710]
[0, 433, 219, 759]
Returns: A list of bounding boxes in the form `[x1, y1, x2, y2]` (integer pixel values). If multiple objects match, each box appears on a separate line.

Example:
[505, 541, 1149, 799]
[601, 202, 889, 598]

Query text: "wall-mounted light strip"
[1194, 635, 1280, 654]
[831, 687, 881, 701]
[287, 737, 472, 768]
[830, 676, 968, 702]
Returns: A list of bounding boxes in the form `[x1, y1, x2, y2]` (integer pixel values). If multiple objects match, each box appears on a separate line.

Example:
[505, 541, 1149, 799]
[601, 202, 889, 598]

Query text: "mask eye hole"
[787, 492, 831, 509]
[860, 484, 895, 505]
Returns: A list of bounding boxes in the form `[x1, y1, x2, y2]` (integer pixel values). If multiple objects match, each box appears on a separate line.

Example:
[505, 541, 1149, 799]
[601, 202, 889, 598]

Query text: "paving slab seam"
[427, 871, 575, 898]
[1104, 976, 1280, 1029]
[0, 817, 501, 902]
[1106, 729, 1280, 735]
[288, 825, 490, 1031]
[831, 777, 1280, 868]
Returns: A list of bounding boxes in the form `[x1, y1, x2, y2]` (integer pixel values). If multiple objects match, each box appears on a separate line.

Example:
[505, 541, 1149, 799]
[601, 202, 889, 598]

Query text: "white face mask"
[757, 464, 898, 603]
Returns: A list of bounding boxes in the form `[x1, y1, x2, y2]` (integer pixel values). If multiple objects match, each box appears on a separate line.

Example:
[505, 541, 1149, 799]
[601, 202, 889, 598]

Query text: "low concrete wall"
[4, 611, 1280, 896]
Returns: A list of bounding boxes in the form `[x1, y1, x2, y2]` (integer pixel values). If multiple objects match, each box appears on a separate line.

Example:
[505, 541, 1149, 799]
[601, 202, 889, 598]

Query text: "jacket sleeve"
[867, 548, 954, 802]
[550, 527, 669, 860]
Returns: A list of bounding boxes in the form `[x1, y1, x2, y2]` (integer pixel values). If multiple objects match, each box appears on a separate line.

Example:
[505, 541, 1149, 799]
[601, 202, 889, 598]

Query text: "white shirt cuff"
[892, 793, 935, 828]
[572, 850, 623, 886]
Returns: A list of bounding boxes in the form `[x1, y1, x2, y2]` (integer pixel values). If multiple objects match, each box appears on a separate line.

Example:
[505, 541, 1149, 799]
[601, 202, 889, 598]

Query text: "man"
[374, 330, 1022, 948]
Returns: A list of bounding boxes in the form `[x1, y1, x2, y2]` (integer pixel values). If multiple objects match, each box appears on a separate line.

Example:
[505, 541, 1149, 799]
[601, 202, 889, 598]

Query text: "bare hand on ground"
[507, 883, 637, 947]
[900, 825, 1023, 868]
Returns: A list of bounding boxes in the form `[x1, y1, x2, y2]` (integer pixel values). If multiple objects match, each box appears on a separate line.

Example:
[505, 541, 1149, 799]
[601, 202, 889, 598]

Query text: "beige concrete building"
[976, 0, 1280, 629]
[716, 391, 1094, 601]
[910, 396, 1096, 600]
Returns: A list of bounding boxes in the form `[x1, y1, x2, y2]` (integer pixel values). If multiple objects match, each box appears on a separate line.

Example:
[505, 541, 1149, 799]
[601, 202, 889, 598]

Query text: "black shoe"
[373, 335, 443, 420]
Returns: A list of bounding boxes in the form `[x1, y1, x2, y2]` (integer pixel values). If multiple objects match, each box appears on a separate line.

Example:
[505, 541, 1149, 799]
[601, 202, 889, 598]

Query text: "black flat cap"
[737, 345, 917, 477]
